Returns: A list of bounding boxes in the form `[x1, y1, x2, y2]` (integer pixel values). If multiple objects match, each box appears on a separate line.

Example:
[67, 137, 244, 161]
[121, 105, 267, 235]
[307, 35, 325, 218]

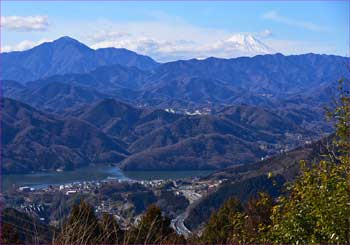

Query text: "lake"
[2, 165, 213, 191]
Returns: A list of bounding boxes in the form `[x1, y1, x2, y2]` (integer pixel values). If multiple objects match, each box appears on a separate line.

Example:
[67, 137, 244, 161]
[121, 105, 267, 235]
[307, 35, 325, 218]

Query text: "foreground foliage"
[267, 79, 350, 243]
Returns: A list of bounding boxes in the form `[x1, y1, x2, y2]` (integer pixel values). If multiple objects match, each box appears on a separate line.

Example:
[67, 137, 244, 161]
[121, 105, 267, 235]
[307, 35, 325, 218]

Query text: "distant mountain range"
[1, 36, 349, 173]
[3, 38, 348, 115]
[1, 36, 159, 82]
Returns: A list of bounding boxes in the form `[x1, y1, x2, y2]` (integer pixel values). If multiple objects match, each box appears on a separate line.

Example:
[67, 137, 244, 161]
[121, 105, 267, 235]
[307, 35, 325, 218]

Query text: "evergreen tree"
[200, 193, 274, 244]
[244, 192, 274, 243]
[126, 204, 185, 244]
[200, 197, 247, 244]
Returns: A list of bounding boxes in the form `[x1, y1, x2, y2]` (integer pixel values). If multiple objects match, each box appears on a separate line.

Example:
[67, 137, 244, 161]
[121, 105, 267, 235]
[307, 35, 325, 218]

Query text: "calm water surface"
[2, 165, 213, 191]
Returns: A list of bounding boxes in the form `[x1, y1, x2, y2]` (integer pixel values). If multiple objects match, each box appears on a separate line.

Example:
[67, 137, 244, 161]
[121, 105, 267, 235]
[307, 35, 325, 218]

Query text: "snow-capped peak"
[226, 33, 256, 43]
[212, 33, 274, 57]
[225, 33, 273, 54]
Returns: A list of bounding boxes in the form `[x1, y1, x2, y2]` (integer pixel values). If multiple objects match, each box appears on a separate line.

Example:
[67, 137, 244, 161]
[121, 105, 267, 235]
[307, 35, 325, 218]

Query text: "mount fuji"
[211, 33, 275, 58]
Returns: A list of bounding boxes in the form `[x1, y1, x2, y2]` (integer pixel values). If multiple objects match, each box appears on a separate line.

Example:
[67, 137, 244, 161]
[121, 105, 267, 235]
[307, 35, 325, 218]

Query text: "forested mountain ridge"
[1, 98, 129, 174]
[1, 97, 313, 173]
[185, 137, 328, 230]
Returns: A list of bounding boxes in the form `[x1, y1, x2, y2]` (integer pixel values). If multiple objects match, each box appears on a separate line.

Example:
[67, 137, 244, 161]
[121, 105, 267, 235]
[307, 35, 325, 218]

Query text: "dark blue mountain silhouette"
[1, 36, 159, 82]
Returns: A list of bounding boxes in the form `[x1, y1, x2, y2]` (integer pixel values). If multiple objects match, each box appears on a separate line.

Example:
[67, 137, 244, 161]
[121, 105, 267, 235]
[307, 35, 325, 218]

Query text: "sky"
[1, 1, 349, 62]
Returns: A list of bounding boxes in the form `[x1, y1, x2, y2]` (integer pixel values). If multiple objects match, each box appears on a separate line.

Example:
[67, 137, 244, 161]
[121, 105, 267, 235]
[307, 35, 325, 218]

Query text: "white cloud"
[86, 18, 226, 45]
[86, 30, 131, 43]
[2, 38, 51, 52]
[1, 15, 49, 31]
[262, 11, 327, 32]
[79, 18, 230, 61]
[91, 36, 199, 61]
[80, 17, 277, 61]
[259, 29, 273, 38]
[90, 32, 275, 62]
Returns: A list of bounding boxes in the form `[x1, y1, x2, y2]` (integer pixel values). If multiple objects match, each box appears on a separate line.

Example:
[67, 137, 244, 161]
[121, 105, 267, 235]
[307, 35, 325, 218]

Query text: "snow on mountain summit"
[212, 33, 274, 57]
[227, 34, 272, 53]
